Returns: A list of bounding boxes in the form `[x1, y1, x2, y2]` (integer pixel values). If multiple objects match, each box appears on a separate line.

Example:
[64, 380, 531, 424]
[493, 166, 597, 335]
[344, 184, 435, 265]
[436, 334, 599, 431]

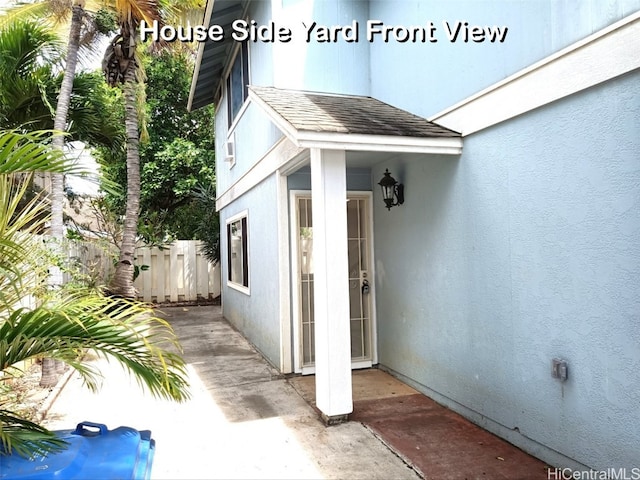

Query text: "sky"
[65, 142, 101, 197]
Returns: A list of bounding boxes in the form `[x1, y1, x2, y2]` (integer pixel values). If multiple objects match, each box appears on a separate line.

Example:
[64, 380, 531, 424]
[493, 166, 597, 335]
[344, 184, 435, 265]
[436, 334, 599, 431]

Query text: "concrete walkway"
[43, 305, 420, 479]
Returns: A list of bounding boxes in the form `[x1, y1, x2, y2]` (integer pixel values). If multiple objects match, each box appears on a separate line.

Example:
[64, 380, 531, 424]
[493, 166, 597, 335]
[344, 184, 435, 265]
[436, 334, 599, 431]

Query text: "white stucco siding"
[373, 69, 640, 470]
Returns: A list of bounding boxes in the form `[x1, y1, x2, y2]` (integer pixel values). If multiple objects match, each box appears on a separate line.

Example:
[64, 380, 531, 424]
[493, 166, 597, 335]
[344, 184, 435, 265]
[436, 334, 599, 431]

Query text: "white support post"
[276, 169, 292, 374]
[310, 148, 353, 422]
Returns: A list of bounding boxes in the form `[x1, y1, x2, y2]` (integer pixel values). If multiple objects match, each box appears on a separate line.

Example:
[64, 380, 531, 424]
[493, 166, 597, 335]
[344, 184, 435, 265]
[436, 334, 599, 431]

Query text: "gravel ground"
[3, 361, 66, 424]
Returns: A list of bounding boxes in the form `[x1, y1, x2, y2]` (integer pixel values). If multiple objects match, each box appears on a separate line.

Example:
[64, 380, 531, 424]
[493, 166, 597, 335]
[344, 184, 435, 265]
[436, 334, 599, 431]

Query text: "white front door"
[292, 192, 376, 374]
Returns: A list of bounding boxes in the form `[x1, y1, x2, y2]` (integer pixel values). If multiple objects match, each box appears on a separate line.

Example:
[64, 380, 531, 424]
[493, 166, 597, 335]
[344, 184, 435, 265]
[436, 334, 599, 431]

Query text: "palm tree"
[46, 3, 89, 386]
[3, 0, 203, 300]
[50, 2, 87, 291]
[0, 129, 190, 458]
[0, 16, 125, 387]
[1, 3, 101, 261]
[0, 19, 121, 146]
[102, 0, 164, 298]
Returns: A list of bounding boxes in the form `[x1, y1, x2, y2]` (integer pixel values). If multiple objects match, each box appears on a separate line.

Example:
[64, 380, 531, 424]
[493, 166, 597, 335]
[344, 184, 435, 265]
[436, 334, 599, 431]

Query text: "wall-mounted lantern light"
[378, 169, 404, 210]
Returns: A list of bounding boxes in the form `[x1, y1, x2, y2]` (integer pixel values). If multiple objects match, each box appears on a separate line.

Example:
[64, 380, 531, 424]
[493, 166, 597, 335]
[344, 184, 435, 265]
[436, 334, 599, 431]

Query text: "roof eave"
[188, 0, 247, 111]
[248, 88, 463, 155]
[187, 0, 216, 111]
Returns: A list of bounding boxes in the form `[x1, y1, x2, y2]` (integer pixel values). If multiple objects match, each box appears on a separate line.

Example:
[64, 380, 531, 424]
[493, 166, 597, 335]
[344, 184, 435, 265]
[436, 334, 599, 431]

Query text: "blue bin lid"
[0, 422, 155, 480]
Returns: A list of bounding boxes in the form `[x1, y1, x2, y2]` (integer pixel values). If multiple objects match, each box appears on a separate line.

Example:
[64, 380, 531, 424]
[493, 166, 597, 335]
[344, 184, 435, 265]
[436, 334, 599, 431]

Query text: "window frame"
[226, 40, 250, 128]
[226, 210, 250, 294]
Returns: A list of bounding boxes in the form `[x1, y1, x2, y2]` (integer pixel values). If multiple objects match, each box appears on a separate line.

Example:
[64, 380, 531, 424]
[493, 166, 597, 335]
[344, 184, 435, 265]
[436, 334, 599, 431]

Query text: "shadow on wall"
[372, 153, 463, 369]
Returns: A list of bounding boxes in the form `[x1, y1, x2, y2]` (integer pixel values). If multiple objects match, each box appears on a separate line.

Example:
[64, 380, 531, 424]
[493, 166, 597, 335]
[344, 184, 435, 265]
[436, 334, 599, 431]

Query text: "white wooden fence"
[134, 241, 220, 303]
[65, 240, 116, 288]
[64, 240, 220, 304]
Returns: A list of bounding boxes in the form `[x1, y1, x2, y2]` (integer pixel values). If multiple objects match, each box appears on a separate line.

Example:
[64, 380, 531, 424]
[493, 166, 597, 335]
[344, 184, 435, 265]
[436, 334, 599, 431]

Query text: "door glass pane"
[348, 240, 360, 278]
[347, 199, 359, 238]
[359, 199, 367, 241]
[349, 278, 361, 319]
[306, 198, 312, 226]
[303, 321, 313, 364]
[351, 319, 364, 358]
[299, 199, 307, 227]
[362, 316, 370, 358]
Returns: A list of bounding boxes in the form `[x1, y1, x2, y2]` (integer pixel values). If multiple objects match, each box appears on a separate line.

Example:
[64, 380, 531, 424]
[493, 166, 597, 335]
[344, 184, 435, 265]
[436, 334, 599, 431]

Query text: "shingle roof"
[249, 86, 461, 139]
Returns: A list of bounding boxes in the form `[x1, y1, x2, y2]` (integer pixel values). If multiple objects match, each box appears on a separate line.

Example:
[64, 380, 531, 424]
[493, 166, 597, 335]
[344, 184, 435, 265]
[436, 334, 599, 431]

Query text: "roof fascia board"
[296, 132, 463, 155]
[430, 10, 640, 136]
[189, 1, 249, 110]
[187, 0, 216, 111]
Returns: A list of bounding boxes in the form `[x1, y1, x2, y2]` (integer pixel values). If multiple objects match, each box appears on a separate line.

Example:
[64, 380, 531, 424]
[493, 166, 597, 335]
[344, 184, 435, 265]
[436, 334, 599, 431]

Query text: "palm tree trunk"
[39, 358, 59, 388]
[41, 2, 84, 388]
[108, 62, 140, 299]
[50, 2, 83, 281]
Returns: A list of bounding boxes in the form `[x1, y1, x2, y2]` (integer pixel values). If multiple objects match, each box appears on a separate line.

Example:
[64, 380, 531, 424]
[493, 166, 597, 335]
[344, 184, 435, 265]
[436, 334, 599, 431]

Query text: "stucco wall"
[373, 70, 640, 469]
[369, 0, 640, 117]
[215, 0, 287, 366]
[215, 96, 282, 199]
[287, 166, 372, 191]
[275, 0, 371, 95]
[220, 173, 282, 365]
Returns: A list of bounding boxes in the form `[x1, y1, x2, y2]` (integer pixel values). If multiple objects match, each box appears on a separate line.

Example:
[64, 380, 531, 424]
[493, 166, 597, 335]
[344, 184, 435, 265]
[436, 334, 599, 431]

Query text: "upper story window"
[226, 41, 249, 127]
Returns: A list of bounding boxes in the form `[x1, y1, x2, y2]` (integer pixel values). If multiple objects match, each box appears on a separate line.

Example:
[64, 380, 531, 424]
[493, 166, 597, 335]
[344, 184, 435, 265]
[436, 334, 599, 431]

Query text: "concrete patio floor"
[290, 371, 551, 479]
[43, 305, 419, 479]
[43, 304, 552, 479]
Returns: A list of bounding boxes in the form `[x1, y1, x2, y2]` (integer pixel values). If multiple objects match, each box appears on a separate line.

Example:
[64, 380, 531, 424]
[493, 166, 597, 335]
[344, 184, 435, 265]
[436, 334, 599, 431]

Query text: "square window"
[227, 212, 249, 290]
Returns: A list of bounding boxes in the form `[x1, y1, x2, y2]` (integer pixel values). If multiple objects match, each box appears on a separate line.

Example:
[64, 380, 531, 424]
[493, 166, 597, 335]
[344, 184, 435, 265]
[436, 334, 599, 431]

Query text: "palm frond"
[0, 294, 190, 402]
[0, 411, 67, 458]
[0, 19, 62, 73]
[0, 130, 69, 175]
[0, 3, 56, 29]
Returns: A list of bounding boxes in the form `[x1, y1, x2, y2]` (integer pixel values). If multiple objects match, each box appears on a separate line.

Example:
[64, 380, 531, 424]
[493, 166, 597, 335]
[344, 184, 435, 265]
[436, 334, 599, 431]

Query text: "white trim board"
[295, 132, 462, 155]
[429, 11, 640, 136]
[289, 189, 304, 374]
[216, 137, 306, 211]
[186, 0, 214, 112]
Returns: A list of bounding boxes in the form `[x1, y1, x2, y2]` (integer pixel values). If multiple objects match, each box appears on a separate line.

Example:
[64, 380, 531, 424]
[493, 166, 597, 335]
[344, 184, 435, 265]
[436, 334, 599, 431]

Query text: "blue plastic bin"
[0, 421, 155, 480]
